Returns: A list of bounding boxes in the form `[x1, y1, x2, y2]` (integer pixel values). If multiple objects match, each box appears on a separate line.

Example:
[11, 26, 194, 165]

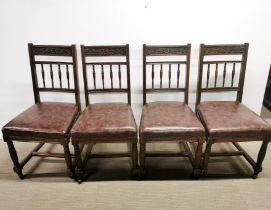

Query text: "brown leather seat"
[140, 101, 205, 139]
[71, 103, 137, 141]
[2, 102, 78, 140]
[197, 101, 271, 139]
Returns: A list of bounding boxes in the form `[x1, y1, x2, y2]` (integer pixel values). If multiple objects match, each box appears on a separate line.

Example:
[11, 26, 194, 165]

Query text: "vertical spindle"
[66, 65, 70, 89]
[50, 64, 54, 88]
[160, 64, 163, 88]
[231, 63, 236, 87]
[92, 65, 96, 89]
[58, 64, 62, 88]
[151, 64, 154, 88]
[101, 64, 105, 89]
[110, 64, 113, 88]
[223, 63, 227, 87]
[177, 64, 180, 88]
[168, 64, 171, 88]
[118, 64, 121, 88]
[214, 63, 218, 87]
[41, 64, 45, 88]
[206, 64, 210, 88]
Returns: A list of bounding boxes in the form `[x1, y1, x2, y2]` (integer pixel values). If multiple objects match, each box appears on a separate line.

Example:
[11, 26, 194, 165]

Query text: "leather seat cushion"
[139, 101, 205, 139]
[197, 101, 271, 138]
[71, 103, 137, 141]
[2, 102, 79, 140]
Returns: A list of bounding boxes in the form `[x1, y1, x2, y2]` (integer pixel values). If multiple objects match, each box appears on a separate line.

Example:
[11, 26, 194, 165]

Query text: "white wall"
[0, 0, 271, 128]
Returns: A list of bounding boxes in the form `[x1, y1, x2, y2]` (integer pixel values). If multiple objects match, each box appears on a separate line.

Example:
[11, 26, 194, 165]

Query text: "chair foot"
[139, 141, 146, 180]
[252, 164, 262, 179]
[201, 168, 208, 177]
[252, 174, 258, 179]
[191, 173, 201, 180]
[75, 167, 85, 183]
[5, 139, 24, 180]
[131, 168, 140, 179]
[251, 141, 268, 179]
[67, 168, 76, 179]
[13, 167, 24, 179]
[192, 169, 202, 179]
[137, 169, 146, 180]
[75, 173, 89, 184]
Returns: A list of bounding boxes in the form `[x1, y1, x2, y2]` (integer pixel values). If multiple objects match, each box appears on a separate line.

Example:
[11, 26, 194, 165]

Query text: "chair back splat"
[81, 45, 131, 105]
[28, 43, 81, 111]
[195, 43, 249, 108]
[143, 44, 191, 105]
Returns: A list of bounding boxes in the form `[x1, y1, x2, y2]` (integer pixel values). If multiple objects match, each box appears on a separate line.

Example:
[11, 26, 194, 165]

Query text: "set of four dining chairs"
[2, 42, 271, 183]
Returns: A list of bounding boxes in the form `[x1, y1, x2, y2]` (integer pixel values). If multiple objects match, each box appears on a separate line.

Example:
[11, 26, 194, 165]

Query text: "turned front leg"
[73, 143, 84, 183]
[253, 140, 269, 178]
[63, 141, 74, 177]
[202, 140, 213, 176]
[193, 138, 204, 176]
[4, 137, 24, 179]
[139, 140, 146, 177]
[131, 140, 139, 177]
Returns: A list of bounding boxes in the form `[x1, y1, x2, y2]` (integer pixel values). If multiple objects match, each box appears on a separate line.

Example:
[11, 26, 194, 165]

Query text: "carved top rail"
[143, 44, 191, 104]
[31, 45, 73, 56]
[83, 45, 127, 57]
[202, 44, 247, 55]
[145, 45, 190, 56]
[81, 44, 131, 105]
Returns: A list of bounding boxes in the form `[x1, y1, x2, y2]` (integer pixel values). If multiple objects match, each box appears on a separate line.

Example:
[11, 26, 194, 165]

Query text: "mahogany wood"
[2, 44, 81, 179]
[73, 45, 137, 183]
[196, 43, 249, 107]
[140, 44, 204, 179]
[81, 44, 131, 105]
[196, 43, 269, 178]
[143, 44, 191, 105]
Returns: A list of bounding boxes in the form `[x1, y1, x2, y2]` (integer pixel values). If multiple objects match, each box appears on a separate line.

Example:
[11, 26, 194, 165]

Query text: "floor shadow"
[11, 142, 258, 182]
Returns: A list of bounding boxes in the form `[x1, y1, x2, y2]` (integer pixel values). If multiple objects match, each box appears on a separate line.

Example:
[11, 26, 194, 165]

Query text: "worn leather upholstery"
[139, 101, 205, 139]
[197, 101, 271, 139]
[71, 103, 137, 141]
[2, 102, 79, 140]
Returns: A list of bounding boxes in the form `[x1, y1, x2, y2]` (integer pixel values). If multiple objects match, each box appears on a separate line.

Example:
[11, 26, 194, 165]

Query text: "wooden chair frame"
[72, 44, 138, 183]
[140, 44, 204, 178]
[196, 43, 269, 178]
[2, 43, 81, 179]
[263, 64, 271, 110]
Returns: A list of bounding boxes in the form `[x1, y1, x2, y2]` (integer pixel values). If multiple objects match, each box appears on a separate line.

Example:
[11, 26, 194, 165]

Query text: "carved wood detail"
[32, 46, 72, 56]
[145, 46, 188, 56]
[203, 45, 245, 55]
[83, 47, 127, 56]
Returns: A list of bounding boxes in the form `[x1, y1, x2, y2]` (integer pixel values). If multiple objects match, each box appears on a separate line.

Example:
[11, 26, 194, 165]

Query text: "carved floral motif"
[84, 47, 127, 56]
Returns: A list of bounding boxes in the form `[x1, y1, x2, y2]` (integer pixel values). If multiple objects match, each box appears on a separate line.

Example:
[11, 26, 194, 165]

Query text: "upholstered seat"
[140, 101, 205, 139]
[197, 101, 271, 139]
[71, 103, 137, 141]
[2, 102, 79, 140]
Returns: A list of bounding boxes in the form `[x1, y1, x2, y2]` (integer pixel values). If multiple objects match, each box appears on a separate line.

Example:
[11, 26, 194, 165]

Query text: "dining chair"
[71, 44, 138, 183]
[139, 44, 205, 178]
[196, 43, 271, 178]
[2, 43, 81, 179]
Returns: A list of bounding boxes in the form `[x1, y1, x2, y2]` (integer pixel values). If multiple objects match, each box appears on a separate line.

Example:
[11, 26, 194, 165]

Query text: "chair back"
[195, 43, 249, 107]
[28, 43, 81, 111]
[143, 44, 191, 104]
[81, 45, 131, 105]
